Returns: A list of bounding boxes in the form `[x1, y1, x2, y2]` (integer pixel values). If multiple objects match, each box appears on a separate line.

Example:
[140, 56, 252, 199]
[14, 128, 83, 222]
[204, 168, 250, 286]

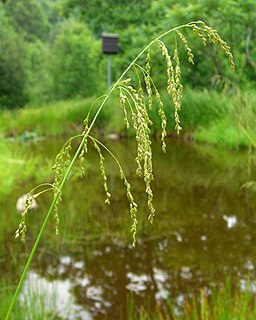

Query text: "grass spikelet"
[176, 30, 194, 64]
[145, 50, 153, 110]
[79, 140, 88, 178]
[120, 169, 138, 246]
[158, 40, 183, 134]
[156, 91, 167, 152]
[15, 184, 54, 242]
[119, 89, 130, 129]
[130, 106, 145, 177]
[194, 21, 235, 70]
[173, 44, 183, 134]
[52, 141, 72, 235]
[133, 63, 167, 153]
[125, 84, 155, 222]
[93, 140, 111, 205]
[15, 194, 34, 243]
[79, 120, 89, 178]
[191, 24, 207, 46]
[88, 135, 138, 245]
[158, 40, 175, 96]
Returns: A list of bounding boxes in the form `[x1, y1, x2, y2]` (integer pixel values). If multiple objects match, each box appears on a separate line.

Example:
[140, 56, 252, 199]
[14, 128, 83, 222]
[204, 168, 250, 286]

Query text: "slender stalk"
[5, 22, 195, 319]
[240, 125, 256, 149]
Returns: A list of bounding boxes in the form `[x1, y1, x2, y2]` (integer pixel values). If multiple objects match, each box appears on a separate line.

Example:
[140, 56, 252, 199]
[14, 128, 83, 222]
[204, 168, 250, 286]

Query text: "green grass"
[0, 89, 255, 148]
[0, 140, 51, 202]
[2, 278, 256, 319]
[0, 279, 70, 320]
[127, 280, 256, 320]
[190, 89, 256, 148]
[194, 118, 249, 148]
[0, 140, 52, 193]
[0, 98, 97, 137]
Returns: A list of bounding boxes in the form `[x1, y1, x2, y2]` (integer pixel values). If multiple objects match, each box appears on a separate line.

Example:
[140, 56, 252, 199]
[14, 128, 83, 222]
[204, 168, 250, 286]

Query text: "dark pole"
[107, 55, 111, 89]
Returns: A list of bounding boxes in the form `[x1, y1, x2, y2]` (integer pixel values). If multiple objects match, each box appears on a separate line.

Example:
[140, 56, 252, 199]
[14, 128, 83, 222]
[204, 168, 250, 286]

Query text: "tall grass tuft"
[127, 280, 256, 320]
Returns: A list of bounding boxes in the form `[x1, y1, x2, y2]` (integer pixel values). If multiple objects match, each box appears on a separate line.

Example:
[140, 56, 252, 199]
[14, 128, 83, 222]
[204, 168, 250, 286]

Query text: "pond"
[1, 138, 256, 319]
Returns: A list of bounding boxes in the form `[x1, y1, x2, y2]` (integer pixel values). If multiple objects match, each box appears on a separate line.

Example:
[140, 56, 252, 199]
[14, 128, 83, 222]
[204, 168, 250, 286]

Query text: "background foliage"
[0, 0, 255, 108]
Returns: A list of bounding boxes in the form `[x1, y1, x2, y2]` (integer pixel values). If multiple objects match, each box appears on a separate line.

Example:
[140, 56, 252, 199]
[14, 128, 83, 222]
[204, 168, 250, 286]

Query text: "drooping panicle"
[158, 40, 175, 96]
[119, 89, 130, 129]
[93, 140, 111, 205]
[145, 50, 153, 110]
[191, 24, 207, 46]
[120, 168, 138, 246]
[176, 30, 194, 64]
[173, 44, 183, 134]
[15, 194, 34, 243]
[52, 140, 72, 235]
[125, 84, 155, 222]
[158, 40, 183, 134]
[155, 90, 167, 153]
[79, 118, 89, 178]
[191, 21, 235, 70]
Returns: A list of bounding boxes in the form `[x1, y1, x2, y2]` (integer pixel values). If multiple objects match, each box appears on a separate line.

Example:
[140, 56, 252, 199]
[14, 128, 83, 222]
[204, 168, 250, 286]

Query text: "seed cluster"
[52, 141, 72, 235]
[145, 51, 153, 110]
[15, 194, 34, 243]
[93, 141, 111, 205]
[173, 45, 183, 134]
[158, 40, 183, 134]
[120, 168, 138, 246]
[127, 85, 155, 222]
[176, 30, 194, 65]
[79, 119, 89, 178]
[156, 90, 167, 152]
[119, 89, 130, 129]
[191, 21, 235, 70]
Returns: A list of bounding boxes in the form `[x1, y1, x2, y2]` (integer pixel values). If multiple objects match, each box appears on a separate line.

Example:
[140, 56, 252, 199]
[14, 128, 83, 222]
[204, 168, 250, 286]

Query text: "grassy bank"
[0, 279, 70, 320]
[0, 88, 254, 205]
[128, 280, 256, 320]
[1, 279, 256, 319]
[0, 89, 255, 147]
[0, 140, 52, 201]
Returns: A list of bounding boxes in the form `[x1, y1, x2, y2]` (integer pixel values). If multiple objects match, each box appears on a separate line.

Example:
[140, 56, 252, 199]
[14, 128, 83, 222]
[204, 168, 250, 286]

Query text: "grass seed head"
[145, 50, 153, 110]
[176, 30, 194, 64]
[93, 141, 111, 205]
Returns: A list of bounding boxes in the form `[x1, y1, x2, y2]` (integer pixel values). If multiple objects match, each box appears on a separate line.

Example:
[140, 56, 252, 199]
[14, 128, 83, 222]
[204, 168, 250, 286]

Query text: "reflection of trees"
[3, 139, 256, 318]
[35, 220, 256, 319]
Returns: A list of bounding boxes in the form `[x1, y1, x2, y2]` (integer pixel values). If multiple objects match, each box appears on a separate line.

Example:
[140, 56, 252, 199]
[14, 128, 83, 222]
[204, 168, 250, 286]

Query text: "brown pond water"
[1, 138, 256, 319]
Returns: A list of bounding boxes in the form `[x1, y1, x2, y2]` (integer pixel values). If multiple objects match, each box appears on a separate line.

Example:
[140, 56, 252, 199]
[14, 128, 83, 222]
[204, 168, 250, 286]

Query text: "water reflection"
[1, 139, 256, 319]
[223, 214, 238, 228]
[22, 271, 93, 320]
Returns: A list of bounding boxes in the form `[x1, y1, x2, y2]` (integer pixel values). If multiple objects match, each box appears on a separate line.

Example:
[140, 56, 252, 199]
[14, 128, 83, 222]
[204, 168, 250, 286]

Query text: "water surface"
[1, 138, 256, 319]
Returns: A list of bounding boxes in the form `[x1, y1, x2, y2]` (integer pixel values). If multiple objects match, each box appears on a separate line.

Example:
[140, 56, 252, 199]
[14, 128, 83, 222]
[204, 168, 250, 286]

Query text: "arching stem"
[5, 22, 194, 319]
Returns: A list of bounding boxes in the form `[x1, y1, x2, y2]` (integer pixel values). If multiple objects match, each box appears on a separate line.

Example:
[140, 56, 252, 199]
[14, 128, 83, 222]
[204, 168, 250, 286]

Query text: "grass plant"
[0, 98, 97, 137]
[127, 280, 256, 320]
[5, 21, 235, 319]
[0, 278, 70, 320]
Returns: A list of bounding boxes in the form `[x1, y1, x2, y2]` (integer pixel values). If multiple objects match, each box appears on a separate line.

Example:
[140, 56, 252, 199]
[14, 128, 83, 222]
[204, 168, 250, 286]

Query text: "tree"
[48, 20, 104, 99]
[0, 5, 28, 108]
[57, 0, 151, 34]
[4, 0, 50, 41]
[159, 0, 256, 87]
